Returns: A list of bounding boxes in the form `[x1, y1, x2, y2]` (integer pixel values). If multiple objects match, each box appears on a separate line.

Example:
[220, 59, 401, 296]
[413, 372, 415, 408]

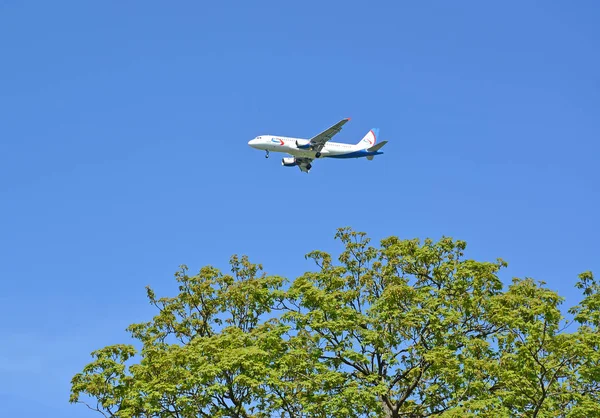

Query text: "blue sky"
[1, 1, 598, 416]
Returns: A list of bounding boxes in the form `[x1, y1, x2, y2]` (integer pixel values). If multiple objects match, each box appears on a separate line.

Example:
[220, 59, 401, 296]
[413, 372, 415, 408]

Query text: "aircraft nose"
[248, 138, 259, 148]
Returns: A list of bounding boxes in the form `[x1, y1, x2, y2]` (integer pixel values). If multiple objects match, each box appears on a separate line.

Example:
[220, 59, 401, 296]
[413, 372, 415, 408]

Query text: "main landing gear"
[265, 150, 269, 158]
[315, 152, 321, 158]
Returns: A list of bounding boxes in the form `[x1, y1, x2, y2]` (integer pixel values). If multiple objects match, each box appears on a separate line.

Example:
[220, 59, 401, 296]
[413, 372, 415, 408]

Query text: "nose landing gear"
[265, 150, 270, 158]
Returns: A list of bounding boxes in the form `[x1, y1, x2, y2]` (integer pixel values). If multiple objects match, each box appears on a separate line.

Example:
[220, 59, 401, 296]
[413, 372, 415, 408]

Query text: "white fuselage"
[248, 135, 363, 159]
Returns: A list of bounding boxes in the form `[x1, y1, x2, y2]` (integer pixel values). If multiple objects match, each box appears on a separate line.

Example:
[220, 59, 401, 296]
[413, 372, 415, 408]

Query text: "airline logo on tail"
[360, 128, 379, 148]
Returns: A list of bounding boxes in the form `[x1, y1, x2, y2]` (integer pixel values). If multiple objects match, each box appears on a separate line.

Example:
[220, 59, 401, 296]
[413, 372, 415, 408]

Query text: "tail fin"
[358, 128, 379, 149]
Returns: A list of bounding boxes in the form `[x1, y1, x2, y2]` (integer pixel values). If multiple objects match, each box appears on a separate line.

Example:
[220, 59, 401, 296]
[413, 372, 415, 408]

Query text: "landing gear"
[307, 163, 312, 170]
[265, 150, 269, 158]
[315, 152, 321, 158]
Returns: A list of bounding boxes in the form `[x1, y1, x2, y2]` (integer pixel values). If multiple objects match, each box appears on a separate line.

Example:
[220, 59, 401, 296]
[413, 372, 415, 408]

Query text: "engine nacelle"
[282, 157, 298, 167]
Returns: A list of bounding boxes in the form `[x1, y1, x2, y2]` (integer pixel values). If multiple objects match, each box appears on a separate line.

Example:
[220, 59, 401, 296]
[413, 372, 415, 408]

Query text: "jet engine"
[281, 157, 298, 167]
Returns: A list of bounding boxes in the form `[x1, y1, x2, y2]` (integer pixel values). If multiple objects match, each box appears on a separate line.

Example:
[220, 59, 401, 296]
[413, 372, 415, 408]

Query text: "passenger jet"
[248, 118, 387, 173]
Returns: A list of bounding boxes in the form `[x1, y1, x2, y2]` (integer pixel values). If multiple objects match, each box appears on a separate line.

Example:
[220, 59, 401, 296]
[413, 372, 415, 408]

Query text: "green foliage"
[70, 229, 600, 418]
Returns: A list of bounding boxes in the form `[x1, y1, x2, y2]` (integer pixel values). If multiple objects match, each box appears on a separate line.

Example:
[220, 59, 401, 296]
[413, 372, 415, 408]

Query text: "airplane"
[247, 118, 388, 173]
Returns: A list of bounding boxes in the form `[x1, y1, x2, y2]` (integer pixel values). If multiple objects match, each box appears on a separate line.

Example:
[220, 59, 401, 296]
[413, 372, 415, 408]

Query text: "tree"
[70, 228, 600, 417]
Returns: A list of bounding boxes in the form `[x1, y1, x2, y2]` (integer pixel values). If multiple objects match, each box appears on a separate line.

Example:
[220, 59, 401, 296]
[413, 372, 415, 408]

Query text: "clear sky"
[1, 1, 598, 416]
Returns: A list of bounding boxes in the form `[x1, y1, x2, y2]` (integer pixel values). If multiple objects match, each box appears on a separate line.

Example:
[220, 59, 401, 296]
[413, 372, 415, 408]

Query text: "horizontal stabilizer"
[368, 140, 388, 152]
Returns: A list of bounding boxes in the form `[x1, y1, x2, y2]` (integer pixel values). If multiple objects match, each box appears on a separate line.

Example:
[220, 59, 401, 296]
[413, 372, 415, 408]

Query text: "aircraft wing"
[307, 118, 351, 152]
[295, 157, 313, 173]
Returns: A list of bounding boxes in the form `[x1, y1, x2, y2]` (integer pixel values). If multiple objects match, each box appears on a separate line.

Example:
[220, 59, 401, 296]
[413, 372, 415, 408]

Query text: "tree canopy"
[70, 228, 600, 417]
